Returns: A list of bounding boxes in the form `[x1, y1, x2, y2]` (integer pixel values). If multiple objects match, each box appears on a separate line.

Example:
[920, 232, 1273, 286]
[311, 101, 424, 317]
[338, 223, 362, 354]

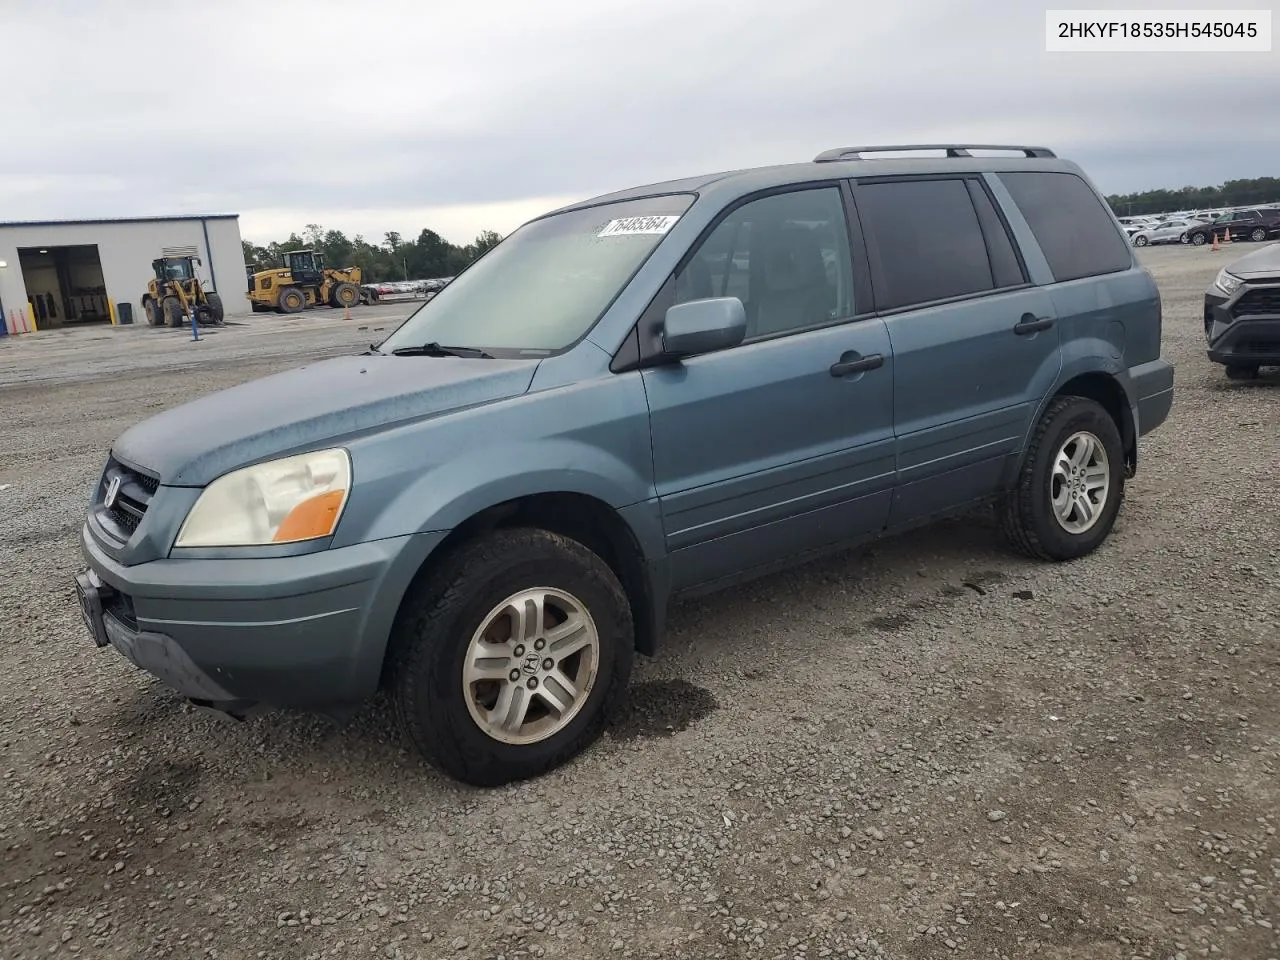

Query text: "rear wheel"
[162, 296, 184, 327]
[330, 282, 359, 308]
[1250, 227, 1268, 242]
[389, 528, 634, 787]
[1000, 396, 1125, 562]
[1225, 363, 1259, 380]
[278, 287, 306, 313]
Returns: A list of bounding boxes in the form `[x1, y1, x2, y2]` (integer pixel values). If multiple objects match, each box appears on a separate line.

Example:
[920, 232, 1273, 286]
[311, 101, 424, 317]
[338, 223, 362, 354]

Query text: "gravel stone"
[1, 252, 1278, 959]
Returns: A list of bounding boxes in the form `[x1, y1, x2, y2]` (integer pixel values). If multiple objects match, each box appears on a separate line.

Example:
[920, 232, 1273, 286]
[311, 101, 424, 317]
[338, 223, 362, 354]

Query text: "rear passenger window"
[856, 178, 1001, 310]
[998, 171, 1132, 283]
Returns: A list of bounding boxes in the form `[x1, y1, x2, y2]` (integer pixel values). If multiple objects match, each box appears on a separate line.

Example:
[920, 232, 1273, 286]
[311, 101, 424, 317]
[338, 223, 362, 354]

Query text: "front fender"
[331, 372, 658, 553]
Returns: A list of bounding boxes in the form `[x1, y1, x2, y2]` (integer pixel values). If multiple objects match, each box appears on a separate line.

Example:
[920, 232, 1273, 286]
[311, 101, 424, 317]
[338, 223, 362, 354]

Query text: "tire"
[251, 301, 270, 313]
[1225, 364, 1259, 380]
[388, 528, 634, 788]
[204, 292, 225, 324]
[999, 396, 1125, 562]
[1133, 235, 1148, 247]
[1190, 232, 1207, 246]
[1179, 233, 1189, 244]
[278, 287, 306, 314]
[143, 298, 163, 326]
[330, 282, 359, 308]
[1250, 227, 1267, 242]
[162, 296, 185, 327]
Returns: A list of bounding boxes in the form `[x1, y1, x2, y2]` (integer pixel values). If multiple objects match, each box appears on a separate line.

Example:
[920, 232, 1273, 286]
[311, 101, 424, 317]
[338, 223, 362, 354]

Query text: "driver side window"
[672, 187, 855, 341]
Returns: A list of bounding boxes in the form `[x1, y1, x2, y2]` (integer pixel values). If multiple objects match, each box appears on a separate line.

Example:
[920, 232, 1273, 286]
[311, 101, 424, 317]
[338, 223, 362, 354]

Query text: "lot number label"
[598, 215, 681, 237]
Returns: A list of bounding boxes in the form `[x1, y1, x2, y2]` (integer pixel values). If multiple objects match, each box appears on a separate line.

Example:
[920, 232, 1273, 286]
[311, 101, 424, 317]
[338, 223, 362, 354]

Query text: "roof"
[548, 145, 1080, 216]
[0, 214, 239, 228]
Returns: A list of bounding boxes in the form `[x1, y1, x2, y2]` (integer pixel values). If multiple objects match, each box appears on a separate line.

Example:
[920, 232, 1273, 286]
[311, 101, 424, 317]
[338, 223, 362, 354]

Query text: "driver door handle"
[830, 352, 884, 377]
[1014, 315, 1055, 335]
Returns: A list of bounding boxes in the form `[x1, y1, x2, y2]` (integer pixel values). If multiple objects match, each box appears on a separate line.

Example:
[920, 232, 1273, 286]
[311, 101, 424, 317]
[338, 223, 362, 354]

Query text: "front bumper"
[76, 523, 446, 710]
[1204, 284, 1280, 366]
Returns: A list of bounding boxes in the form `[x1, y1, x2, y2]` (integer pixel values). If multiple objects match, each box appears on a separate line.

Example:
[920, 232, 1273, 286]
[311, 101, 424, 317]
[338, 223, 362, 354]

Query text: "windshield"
[377, 194, 695, 356]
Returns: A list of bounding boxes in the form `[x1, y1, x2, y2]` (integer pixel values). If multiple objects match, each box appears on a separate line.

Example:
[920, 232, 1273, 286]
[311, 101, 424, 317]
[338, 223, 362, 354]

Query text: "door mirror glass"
[661, 297, 747, 358]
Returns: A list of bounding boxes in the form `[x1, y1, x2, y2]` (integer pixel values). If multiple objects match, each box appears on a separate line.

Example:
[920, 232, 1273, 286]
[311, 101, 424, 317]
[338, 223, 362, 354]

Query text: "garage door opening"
[18, 244, 111, 328]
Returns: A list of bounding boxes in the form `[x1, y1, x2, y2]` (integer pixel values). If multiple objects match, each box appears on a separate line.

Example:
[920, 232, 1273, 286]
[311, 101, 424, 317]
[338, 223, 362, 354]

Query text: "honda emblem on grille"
[103, 475, 122, 510]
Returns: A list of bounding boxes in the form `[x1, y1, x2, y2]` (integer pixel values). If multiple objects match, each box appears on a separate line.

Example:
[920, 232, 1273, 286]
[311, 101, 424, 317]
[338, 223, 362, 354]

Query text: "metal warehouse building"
[0, 214, 247, 334]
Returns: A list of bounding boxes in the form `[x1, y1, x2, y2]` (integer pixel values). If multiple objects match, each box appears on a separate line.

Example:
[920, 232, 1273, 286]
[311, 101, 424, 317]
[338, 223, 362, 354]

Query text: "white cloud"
[1, 0, 1275, 244]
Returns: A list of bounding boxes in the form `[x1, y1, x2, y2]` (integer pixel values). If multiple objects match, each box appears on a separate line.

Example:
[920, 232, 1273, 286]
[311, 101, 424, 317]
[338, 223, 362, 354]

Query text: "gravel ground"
[1, 247, 1277, 960]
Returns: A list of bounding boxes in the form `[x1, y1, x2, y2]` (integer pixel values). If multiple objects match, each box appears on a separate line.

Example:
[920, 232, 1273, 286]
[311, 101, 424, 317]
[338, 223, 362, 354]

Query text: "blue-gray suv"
[74, 144, 1175, 787]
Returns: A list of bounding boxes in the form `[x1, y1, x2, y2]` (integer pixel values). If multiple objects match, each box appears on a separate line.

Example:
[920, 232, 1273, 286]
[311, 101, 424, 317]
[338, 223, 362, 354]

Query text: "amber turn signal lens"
[272, 489, 346, 543]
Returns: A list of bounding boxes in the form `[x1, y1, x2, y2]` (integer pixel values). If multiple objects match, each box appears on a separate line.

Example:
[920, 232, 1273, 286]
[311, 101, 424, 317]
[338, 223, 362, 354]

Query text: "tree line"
[1106, 176, 1280, 217]
[242, 225, 505, 283]
[243, 173, 1280, 275]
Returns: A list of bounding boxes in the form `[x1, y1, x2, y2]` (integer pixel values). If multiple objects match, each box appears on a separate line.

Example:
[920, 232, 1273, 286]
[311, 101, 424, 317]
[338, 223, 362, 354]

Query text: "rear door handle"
[830, 352, 884, 377]
[1014, 315, 1055, 335]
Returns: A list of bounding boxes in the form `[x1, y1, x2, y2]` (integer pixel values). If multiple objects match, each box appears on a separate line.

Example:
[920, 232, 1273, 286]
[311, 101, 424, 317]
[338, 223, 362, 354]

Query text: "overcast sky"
[2, 0, 1276, 246]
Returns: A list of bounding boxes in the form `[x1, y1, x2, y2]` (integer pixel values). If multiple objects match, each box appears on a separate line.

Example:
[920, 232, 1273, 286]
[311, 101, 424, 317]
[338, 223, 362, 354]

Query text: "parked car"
[74, 143, 1174, 788]
[1130, 218, 1205, 247]
[1203, 240, 1280, 379]
[1186, 208, 1280, 246]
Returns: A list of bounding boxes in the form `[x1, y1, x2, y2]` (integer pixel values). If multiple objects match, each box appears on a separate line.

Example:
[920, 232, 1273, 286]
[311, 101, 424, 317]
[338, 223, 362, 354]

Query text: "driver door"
[640, 184, 896, 593]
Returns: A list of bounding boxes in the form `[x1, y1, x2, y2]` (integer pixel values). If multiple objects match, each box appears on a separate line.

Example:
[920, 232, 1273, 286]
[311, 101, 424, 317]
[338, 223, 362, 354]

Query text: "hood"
[1225, 241, 1280, 281]
[112, 354, 540, 486]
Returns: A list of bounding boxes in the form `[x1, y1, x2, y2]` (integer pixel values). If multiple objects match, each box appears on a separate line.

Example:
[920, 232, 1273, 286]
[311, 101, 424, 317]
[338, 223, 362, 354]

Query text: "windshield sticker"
[597, 215, 681, 238]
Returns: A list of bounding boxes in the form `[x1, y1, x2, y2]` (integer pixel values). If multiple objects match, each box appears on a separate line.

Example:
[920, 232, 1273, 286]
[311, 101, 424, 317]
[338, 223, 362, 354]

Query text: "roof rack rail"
[813, 144, 1057, 162]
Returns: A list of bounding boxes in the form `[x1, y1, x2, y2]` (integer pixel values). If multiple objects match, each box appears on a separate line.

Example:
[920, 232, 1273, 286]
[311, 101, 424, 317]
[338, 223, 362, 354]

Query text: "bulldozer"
[246, 250, 362, 314]
[142, 254, 225, 328]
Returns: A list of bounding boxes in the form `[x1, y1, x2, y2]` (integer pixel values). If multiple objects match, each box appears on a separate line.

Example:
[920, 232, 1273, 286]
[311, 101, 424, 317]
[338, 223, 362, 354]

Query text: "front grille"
[1231, 287, 1280, 320]
[1239, 339, 1280, 355]
[96, 457, 160, 543]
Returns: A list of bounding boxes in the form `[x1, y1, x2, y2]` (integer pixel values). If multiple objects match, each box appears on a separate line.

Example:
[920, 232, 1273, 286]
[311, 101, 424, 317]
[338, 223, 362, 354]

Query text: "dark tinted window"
[674, 186, 855, 339]
[857, 178, 995, 310]
[998, 171, 1131, 283]
[967, 180, 1026, 289]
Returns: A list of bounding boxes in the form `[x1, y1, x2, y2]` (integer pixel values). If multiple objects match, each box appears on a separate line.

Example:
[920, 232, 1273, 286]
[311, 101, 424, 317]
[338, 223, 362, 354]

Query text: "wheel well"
[1054, 373, 1135, 470]
[399, 493, 658, 659]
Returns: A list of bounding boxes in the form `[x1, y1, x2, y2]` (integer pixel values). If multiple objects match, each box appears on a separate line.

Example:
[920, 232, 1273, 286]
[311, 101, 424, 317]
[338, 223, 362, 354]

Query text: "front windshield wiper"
[388, 341, 494, 359]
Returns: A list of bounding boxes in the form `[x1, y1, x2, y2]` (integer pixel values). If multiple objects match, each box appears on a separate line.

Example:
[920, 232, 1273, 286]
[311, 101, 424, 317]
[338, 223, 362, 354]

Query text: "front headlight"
[1214, 268, 1244, 297]
[174, 448, 351, 548]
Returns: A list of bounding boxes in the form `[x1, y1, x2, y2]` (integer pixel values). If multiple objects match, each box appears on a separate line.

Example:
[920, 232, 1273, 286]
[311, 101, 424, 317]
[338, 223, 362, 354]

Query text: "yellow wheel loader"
[245, 250, 363, 314]
[142, 255, 225, 328]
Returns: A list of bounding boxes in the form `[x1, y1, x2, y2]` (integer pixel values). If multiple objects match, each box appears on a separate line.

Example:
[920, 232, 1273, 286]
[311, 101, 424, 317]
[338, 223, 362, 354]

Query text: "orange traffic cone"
[343, 304, 352, 320]
[1211, 232, 1221, 251]
[1223, 228, 1232, 244]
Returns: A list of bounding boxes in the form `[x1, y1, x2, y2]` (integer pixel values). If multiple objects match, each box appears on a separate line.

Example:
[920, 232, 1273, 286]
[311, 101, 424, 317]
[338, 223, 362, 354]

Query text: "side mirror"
[661, 297, 747, 359]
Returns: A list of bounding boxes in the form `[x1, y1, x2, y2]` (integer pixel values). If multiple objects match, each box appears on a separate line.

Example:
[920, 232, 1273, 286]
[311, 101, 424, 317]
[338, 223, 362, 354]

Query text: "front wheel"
[1000, 396, 1125, 562]
[204, 292, 225, 324]
[389, 528, 634, 787]
[1225, 363, 1259, 380]
[1133, 235, 1148, 247]
[1190, 232, 1207, 246]
[330, 281, 360, 308]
